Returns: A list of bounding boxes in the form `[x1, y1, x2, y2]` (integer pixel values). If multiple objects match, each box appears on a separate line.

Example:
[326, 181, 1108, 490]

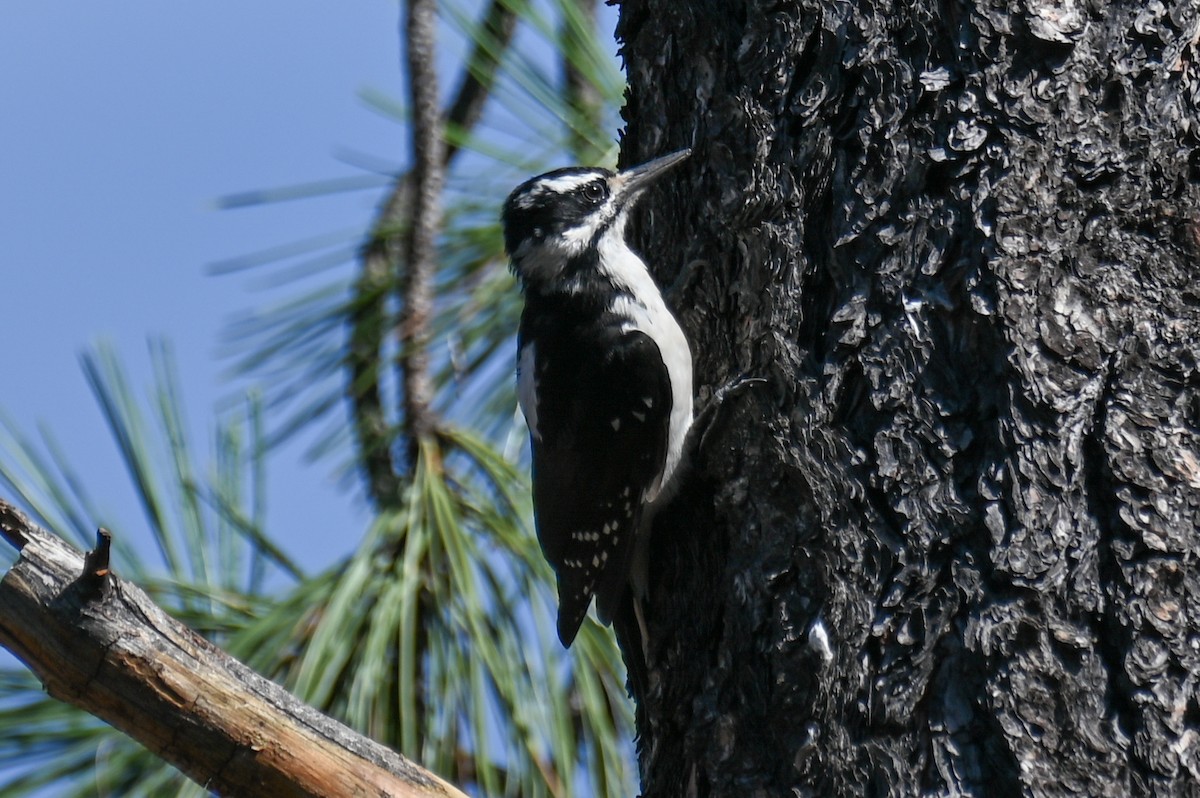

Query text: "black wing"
[529, 327, 671, 646]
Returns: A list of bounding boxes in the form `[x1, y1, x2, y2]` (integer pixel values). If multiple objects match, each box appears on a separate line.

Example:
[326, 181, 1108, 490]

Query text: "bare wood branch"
[0, 499, 467, 798]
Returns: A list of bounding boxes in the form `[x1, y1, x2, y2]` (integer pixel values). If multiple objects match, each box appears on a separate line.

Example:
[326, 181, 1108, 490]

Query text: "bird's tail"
[611, 587, 650, 705]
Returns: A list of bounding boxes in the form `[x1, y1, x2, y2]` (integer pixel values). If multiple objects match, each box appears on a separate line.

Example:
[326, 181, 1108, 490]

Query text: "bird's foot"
[693, 373, 769, 455]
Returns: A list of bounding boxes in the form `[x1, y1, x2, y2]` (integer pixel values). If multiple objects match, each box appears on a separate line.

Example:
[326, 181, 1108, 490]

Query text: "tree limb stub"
[0, 499, 467, 798]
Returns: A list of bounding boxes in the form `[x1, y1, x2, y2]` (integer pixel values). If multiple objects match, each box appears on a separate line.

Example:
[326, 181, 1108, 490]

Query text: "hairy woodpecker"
[502, 150, 693, 647]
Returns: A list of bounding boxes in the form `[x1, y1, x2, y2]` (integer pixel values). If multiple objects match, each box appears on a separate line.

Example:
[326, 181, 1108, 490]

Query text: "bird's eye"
[581, 182, 605, 204]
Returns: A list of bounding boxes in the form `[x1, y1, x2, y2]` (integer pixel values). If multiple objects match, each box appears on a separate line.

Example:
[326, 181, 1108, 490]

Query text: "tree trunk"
[616, 0, 1200, 794]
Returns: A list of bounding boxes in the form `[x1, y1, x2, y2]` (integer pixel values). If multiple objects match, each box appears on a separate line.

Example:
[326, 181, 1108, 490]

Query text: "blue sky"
[0, 1, 420, 573]
[1, 3, 427, 785]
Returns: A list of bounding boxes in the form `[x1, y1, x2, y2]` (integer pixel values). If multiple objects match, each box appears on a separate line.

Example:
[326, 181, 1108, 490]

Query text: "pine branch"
[562, 0, 603, 160]
[398, 0, 446, 460]
[348, 0, 516, 506]
[444, 0, 519, 163]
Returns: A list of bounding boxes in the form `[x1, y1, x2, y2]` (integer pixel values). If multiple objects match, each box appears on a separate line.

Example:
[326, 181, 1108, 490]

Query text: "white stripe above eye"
[538, 173, 601, 194]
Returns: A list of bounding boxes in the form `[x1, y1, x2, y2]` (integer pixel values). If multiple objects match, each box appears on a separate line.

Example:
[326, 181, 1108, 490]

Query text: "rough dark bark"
[0, 501, 467, 798]
[615, 0, 1200, 795]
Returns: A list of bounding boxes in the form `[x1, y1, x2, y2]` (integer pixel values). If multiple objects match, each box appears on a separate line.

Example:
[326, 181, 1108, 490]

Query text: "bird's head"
[501, 149, 691, 290]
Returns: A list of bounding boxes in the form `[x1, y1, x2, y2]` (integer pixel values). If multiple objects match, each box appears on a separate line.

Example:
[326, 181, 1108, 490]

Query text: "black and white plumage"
[502, 150, 694, 647]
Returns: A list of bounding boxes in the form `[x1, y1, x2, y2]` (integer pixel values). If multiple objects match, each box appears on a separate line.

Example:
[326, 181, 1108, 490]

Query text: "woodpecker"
[502, 150, 693, 647]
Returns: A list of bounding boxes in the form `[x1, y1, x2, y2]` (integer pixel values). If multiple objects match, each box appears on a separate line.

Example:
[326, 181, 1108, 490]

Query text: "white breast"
[597, 228, 694, 502]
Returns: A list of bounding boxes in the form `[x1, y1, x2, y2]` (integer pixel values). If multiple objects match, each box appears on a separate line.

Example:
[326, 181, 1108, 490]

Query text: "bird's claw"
[694, 372, 769, 454]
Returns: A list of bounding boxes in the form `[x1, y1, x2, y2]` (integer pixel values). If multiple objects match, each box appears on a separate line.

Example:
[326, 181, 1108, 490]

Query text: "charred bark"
[616, 0, 1200, 795]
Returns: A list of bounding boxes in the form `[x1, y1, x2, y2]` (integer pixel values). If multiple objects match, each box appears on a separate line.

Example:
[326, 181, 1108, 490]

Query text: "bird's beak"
[611, 148, 691, 206]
